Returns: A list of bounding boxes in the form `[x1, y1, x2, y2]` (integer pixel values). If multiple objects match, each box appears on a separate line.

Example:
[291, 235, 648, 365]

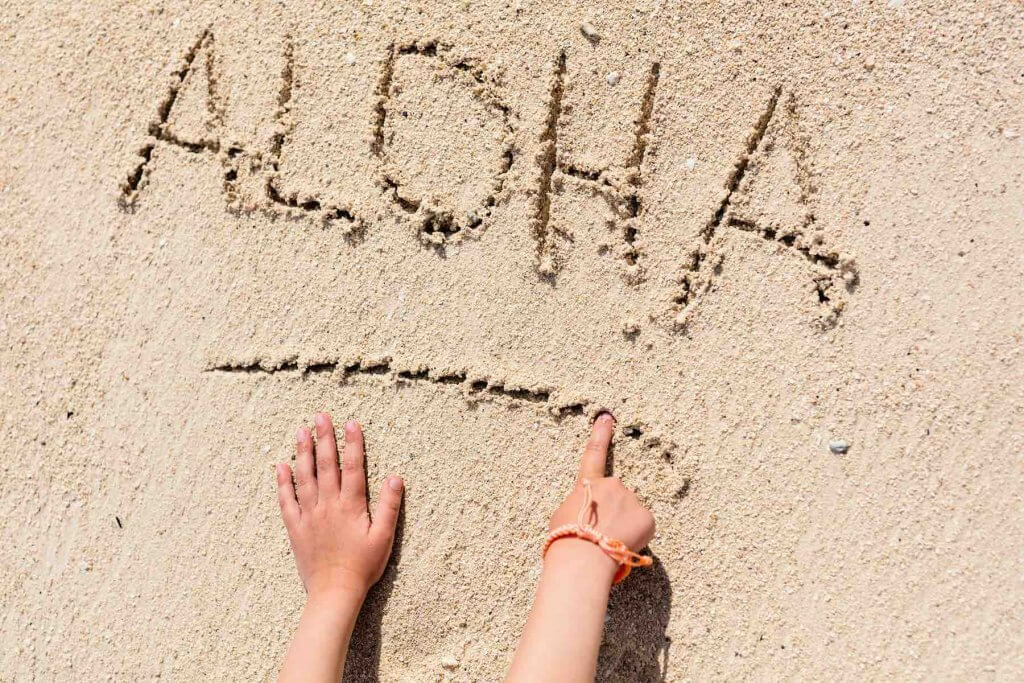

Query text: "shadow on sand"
[342, 501, 404, 683]
[597, 555, 672, 682]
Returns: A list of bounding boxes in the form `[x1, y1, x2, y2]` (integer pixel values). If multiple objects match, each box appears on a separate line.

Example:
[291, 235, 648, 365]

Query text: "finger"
[578, 412, 614, 481]
[340, 420, 367, 505]
[294, 426, 318, 511]
[275, 463, 300, 526]
[370, 477, 404, 545]
[313, 413, 340, 496]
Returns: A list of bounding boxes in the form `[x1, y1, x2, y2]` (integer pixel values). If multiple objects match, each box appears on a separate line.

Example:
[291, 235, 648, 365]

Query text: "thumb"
[371, 476, 404, 544]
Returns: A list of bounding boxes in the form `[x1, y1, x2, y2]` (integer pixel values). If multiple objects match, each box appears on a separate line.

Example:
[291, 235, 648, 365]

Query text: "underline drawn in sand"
[117, 28, 857, 328]
[204, 352, 690, 502]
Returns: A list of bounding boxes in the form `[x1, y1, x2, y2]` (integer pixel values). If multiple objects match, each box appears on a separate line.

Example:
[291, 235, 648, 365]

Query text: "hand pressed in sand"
[276, 413, 403, 683]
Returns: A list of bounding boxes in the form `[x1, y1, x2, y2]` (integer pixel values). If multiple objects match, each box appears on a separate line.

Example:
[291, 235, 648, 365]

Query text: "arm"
[278, 589, 363, 683]
[507, 414, 656, 682]
[275, 414, 404, 683]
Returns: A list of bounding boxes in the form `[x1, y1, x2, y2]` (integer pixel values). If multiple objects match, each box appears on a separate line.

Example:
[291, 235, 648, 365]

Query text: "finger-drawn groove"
[265, 35, 362, 230]
[533, 51, 567, 276]
[205, 355, 592, 418]
[674, 86, 781, 311]
[377, 40, 515, 246]
[535, 58, 660, 277]
[627, 62, 661, 172]
[371, 45, 397, 159]
[701, 86, 782, 246]
[673, 87, 859, 329]
[621, 61, 661, 268]
[118, 29, 213, 210]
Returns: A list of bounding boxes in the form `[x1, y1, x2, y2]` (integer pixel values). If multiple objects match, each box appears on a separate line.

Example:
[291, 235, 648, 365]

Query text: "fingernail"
[388, 476, 403, 491]
[345, 419, 358, 435]
[314, 413, 327, 429]
[598, 412, 615, 424]
[296, 427, 305, 443]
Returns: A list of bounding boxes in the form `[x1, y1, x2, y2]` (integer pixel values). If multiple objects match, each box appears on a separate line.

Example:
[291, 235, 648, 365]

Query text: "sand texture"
[1, 0, 1023, 680]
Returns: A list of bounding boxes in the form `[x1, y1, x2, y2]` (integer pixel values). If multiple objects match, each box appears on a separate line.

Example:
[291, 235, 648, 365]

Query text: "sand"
[1, 0, 1022, 680]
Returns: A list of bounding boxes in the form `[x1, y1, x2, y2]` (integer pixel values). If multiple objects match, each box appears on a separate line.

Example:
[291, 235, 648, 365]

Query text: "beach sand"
[1, 1, 1022, 679]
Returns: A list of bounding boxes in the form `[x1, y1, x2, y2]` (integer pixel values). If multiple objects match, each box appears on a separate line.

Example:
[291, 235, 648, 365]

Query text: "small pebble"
[829, 439, 850, 454]
[345, 52, 356, 66]
[684, 157, 697, 171]
[887, 0, 904, 7]
[580, 22, 600, 42]
[864, 56, 876, 71]
[605, 71, 620, 86]
[622, 319, 640, 335]
[1004, 129, 1019, 140]
[440, 655, 459, 669]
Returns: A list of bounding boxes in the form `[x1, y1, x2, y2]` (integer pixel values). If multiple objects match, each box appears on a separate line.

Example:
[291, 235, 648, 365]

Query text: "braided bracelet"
[542, 479, 653, 584]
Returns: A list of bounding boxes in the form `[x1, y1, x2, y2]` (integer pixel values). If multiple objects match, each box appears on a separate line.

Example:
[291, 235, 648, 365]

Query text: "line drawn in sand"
[374, 40, 515, 247]
[529, 61, 859, 328]
[262, 35, 361, 229]
[204, 352, 690, 503]
[671, 88, 859, 329]
[532, 52, 661, 281]
[118, 30, 219, 208]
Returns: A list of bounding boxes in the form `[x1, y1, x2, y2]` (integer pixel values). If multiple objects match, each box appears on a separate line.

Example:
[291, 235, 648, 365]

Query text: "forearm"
[507, 539, 617, 682]
[279, 589, 365, 683]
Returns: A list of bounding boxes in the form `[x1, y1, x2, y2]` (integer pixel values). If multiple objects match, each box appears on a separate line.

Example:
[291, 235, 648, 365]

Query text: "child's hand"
[508, 413, 657, 682]
[547, 413, 655, 556]
[275, 414, 404, 603]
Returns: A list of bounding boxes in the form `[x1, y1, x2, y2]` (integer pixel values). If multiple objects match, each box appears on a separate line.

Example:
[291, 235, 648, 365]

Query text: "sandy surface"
[1, 0, 1023, 680]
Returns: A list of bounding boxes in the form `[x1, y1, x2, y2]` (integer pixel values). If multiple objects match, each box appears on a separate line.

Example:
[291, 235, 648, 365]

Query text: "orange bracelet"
[542, 479, 653, 584]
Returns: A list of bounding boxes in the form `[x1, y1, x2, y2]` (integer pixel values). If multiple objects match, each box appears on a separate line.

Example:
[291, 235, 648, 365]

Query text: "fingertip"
[372, 476, 403, 539]
[595, 411, 615, 428]
[579, 413, 614, 480]
[344, 419, 360, 440]
[591, 412, 615, 444]
[315, 412, 333, 434]
[296, 427, 308, 444]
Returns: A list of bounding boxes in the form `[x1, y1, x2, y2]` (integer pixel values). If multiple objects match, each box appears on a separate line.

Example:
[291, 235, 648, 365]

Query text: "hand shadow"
[342, 499, 405, 683]
[597, 555, 672, 682]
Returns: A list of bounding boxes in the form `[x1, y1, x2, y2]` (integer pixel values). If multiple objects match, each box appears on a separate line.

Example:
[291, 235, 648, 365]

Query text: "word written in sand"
[118, 29, 857, 327]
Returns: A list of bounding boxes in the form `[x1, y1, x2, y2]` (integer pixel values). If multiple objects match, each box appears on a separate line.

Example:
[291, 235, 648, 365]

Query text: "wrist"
[305, 581, 368, 613]
[543, 537, 618, 586]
